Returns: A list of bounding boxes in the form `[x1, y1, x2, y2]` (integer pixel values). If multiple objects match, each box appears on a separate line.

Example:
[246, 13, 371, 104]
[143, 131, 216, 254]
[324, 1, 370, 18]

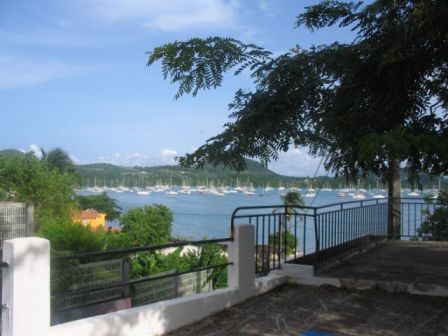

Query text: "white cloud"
[84, 0, 239, 31]
[0, 55, 87, 90]
[161, 148, 177, 157]
[69, 154, 80, 164]
[268, 148, 327, 177]
[29, 144, 43, 159]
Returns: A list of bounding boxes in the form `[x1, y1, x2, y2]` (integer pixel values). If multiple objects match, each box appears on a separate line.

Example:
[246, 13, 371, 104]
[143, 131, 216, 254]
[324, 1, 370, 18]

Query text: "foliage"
[419, 190, 448, 239]
[38, 218, 105, 254]
[280, 191, 305, 224]
[75, 192, 122, 221]
[42, 147, 77, 175]
[268, 230, 297, 257]
[148, 37, 272, 100]
[183, 243, 228, 289]
[120, 205, 173, 247]
[130, 243, 227, 289]
[148, 1, 448, 188]
[0, 153, 77, 227]
[281, 191, 305, 208]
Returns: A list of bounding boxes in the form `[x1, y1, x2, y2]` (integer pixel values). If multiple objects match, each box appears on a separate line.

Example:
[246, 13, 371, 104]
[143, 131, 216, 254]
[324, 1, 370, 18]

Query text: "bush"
[0, 153, 77, 228]
[38, 218, 105, 254]
[419, 190, 448, 240]
[268, 229, 297, 257]
[120, 205, 173, 247]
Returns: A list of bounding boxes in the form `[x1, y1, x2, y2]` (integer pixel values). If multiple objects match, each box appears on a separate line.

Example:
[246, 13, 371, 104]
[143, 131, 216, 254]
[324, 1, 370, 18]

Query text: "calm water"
[80, 188, 390, 240]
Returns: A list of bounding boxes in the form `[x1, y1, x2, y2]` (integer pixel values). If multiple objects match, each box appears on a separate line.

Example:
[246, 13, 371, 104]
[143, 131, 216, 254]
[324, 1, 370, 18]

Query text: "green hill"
[76, 159, 301, 188]
[0, 149, 25, 157]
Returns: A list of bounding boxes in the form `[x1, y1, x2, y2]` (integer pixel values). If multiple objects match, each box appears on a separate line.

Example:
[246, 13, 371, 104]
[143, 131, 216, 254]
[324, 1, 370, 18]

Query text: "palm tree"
[280, 191, 305, 226]
[270, 191, 305, 260]
[41, 147, 76, 174]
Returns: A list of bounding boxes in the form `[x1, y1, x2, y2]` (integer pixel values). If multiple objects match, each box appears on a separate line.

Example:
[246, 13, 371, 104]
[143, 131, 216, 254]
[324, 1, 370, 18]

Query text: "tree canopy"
[148, 0, 448, 187]
[0, 153, 77, 226]
[75, 192, 122, 221]
[42, 147, 77, 175]
[120, 205, 173, 247]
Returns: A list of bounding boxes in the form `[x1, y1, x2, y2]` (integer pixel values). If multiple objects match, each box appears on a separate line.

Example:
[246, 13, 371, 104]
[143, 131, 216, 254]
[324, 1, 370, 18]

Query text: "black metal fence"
[50, 238, 232, 325]
[231, 198, 443, 275]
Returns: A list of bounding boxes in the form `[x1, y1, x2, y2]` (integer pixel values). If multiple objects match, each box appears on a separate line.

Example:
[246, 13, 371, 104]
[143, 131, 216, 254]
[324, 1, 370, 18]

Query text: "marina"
[78, 185, 440, 240]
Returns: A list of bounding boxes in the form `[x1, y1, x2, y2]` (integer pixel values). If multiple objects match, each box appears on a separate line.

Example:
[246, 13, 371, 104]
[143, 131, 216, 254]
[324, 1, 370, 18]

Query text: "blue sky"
[0, 0, 353, 176]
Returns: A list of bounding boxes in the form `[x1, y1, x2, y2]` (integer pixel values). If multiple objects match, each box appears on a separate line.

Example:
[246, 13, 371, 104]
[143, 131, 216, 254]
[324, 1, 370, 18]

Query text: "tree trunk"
[387, 159, 401, 239]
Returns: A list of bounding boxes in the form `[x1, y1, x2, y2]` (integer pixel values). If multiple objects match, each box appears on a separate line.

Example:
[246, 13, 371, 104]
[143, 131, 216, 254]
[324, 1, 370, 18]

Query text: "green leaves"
[0, 153, 77, 227]
[147, 37, 272, 99]
[75, 193, 122, 221]
[120, 205, 173, 247]
[150, 1, 448, 185]
[296, 0, 362, 30]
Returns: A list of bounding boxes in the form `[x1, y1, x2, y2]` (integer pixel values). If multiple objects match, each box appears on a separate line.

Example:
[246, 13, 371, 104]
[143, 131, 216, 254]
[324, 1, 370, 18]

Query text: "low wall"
[2, 224, 287, 336]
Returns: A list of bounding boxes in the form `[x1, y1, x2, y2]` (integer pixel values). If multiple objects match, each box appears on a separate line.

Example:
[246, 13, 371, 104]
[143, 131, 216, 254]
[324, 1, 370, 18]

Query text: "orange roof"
[72, 209, 105, 220]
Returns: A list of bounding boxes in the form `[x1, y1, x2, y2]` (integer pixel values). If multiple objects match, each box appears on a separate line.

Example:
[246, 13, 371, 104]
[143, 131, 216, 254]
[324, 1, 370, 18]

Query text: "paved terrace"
[168, 241, 448, 336]
[167, 284, 448, 336]
[319, 240, 448, 292]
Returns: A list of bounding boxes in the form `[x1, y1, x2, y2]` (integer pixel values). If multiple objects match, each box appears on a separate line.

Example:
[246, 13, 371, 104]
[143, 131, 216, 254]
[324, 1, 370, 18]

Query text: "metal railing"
[0, 202, 34, 245]
[51, 237, 232, 325]
[231, 198, 443, 275]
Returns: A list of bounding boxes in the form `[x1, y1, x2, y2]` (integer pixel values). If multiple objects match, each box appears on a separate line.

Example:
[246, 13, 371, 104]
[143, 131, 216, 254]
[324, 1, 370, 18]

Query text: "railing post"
[228, 224, 255, 299]
[314, 208, 320, 252]
[2, 238, 50, 336]
[25, 204, 34, 237]
[121, 257, 130, 298]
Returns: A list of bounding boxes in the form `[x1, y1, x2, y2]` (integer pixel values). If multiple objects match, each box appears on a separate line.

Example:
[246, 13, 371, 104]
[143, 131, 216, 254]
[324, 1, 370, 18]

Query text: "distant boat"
[372, 194, 385, 199]
[408, 191, 419, 197]
[337, 192, 346, 197]
[165, 191, 178, 195]
[137, 191, 151, 196]
[304, 192, 316, 198]
[352, 179, 366, 199]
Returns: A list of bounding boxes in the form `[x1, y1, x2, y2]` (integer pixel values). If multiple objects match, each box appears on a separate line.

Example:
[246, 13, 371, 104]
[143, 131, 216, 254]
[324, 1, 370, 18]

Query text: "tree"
[75, 192, 122, 221]
[41, 147, 77, 175]
[281, 191, 305, 220]
[38, 217, 105, 254]
[120, 205, 173, 247]
[0, 153, 77, 227]
[148, 1, 448, 237]
[419, 190, 448, 240]
[270, 191, 303, 257]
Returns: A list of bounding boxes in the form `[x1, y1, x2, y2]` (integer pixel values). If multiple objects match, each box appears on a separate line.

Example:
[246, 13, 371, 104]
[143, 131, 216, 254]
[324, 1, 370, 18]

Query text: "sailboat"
[352, 179, 366, 199]
[304, 181, 316, 198]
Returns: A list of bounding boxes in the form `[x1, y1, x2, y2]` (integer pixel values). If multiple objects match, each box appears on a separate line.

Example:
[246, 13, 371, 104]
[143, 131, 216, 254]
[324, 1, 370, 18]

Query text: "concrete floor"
[320, 240, 448, 288]
[168, 241, 448, 335]
[166, 284, 448, 336]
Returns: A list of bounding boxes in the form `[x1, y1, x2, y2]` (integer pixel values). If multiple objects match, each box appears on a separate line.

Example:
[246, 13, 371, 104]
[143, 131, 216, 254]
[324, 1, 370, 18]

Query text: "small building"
[72, 209, 106, 230]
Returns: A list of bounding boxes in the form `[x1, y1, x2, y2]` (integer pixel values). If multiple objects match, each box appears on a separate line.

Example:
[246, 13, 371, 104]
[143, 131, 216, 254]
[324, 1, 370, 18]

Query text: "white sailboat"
[352, 179, 366, 199]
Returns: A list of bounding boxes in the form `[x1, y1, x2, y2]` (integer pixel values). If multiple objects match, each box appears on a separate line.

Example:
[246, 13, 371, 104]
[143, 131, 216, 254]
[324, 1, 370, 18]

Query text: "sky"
[0, 0, 354, 177]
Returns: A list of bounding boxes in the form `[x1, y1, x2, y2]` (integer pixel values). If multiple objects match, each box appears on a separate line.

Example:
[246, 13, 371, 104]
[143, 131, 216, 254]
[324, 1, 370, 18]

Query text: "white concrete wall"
[2, 238, 50, 336]
[2, 224, 285, 336]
